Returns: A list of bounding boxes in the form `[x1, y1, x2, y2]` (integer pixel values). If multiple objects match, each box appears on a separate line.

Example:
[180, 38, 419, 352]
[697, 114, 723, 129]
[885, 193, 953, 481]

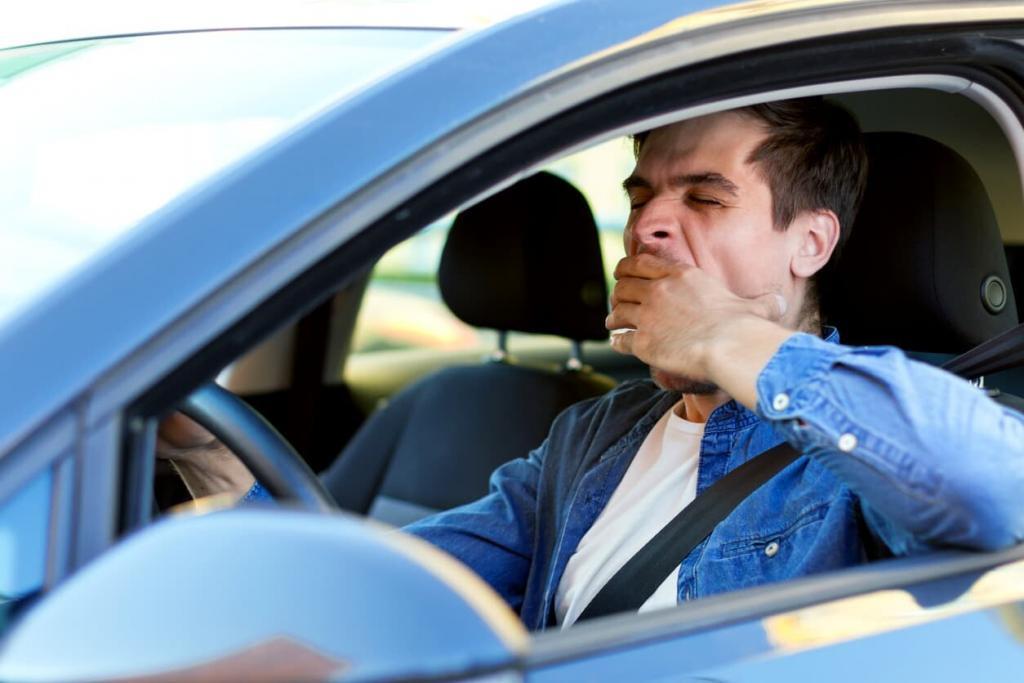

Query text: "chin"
[650, 367, 719, 395]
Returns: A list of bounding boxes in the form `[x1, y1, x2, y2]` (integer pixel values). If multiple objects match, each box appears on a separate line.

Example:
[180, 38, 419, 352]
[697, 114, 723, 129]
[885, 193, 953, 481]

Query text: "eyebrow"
[622, 172, 740, 198]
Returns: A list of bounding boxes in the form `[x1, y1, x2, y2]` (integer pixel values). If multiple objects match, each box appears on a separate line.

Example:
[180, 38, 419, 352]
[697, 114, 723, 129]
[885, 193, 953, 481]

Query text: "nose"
[627, 198, 682, 257]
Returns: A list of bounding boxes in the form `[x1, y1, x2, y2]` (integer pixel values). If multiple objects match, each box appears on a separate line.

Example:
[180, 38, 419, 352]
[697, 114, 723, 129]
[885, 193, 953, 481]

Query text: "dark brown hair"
[633, 97, 868, 255]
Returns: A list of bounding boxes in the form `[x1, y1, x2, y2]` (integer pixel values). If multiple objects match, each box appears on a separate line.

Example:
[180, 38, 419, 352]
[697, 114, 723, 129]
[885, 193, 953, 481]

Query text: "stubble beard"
[650, 367, 720, 395]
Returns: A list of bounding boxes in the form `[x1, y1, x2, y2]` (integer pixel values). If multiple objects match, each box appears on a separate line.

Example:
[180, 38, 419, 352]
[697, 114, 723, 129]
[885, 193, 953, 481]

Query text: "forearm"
[752, 333, 1024, 552]
[404, 449, 542, 612]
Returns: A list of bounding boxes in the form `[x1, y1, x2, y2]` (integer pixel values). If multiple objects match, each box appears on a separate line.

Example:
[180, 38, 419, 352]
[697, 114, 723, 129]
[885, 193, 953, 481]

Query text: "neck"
[676, 392, 730, 423]
[790, 283, 822, 336]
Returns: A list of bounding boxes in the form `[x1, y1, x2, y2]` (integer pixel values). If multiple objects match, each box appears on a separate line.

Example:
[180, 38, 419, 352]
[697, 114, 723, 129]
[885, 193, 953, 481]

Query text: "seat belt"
[941, 321, 1024, 378]
[578, 323, 1024, 623]
[577, 440, 799, 622]
[941, 322, 1024, 413]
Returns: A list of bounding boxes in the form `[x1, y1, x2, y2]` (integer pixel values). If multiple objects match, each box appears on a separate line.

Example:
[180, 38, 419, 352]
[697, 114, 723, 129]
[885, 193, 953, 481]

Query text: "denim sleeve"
[240, 480, 274, 503]
[756, 332, 1024, 553]
[403, 445, 544, 614]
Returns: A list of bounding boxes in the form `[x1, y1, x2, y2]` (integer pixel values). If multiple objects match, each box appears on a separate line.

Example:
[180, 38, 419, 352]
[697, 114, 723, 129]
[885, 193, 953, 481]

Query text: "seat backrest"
[821, 132, 1018, 353]
[322, 172, 614, 524]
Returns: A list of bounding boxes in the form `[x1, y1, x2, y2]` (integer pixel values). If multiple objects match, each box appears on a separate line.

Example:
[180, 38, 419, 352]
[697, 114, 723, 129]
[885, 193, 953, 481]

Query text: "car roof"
[0, 0, 555, 50]
[0, 0, 963, 458]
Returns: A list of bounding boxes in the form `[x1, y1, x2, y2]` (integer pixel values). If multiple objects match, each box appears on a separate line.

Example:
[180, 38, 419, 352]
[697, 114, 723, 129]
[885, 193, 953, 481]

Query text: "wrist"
[705, 316, 794, 409]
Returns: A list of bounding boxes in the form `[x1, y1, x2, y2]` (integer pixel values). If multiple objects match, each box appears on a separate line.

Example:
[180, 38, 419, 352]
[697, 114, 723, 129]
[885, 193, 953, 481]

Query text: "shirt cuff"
[755, 332, 845, 422]
[240, 480, 274, 504]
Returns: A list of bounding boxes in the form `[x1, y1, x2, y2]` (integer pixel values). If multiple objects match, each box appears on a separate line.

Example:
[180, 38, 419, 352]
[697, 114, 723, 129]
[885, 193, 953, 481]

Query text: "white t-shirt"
[555, 400, 703, 628]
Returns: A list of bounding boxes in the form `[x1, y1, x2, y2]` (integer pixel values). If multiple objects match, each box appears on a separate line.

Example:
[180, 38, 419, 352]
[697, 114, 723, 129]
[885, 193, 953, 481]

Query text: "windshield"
[0, 27, 447, 327]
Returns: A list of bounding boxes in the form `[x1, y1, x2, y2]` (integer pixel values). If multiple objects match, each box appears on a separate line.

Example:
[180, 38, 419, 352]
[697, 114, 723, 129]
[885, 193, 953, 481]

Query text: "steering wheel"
[179, 382, 336, 513]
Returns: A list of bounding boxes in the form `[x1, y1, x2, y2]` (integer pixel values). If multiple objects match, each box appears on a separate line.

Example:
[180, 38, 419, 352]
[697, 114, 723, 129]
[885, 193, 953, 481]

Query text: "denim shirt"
[402, 330, 1024, 631]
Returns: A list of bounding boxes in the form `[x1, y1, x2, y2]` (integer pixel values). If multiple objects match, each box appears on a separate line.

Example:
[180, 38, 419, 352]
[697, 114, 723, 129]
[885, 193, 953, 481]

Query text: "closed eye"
[690, 195, 723, 206]
[627, 192, 650, 211]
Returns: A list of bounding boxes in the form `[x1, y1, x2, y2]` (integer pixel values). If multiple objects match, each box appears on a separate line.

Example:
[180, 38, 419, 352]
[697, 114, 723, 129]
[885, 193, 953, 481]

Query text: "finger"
[159, 412, 217, 449]
[613, 253, 680, 281]
[605, 302, 641, 331]
[609, 277, 649, 307]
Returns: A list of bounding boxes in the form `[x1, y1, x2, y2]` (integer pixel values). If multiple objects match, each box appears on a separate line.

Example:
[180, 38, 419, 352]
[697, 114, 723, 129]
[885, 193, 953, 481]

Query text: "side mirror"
[0, 509, 524, 682]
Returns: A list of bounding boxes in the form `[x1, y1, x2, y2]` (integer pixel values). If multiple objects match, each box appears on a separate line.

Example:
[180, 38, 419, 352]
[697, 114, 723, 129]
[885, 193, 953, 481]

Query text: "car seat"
[821, 131, 1019, 359]
[321, 172, 616, 524]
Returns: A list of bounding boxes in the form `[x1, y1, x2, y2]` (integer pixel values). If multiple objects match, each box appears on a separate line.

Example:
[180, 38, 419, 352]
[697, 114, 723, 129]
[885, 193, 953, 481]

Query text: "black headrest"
[821, 132, 1018, 353]
[438, 172, 609, 341]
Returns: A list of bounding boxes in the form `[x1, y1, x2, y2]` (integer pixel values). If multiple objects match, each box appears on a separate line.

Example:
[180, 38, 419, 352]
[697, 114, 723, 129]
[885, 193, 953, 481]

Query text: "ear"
[790, 209, 840, 279]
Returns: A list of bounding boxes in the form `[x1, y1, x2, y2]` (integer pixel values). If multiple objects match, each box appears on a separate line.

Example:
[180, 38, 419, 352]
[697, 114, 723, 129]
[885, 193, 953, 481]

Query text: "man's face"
[622, 111, 798, 392]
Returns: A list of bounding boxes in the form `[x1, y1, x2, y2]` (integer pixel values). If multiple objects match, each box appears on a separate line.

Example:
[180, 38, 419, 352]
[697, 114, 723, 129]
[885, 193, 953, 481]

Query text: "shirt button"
[764, 541, 780, 558]
[838, 433, 858, 452]
[772, 393, 790, 411]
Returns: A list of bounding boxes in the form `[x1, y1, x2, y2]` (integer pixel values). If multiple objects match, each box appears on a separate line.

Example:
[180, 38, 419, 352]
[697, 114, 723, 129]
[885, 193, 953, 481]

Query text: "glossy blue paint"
[0, 468, 51, 600]
[0, 509, 522, 681]
[528, 616, 773, 682]
[0, 0, 729, 458]
[690, 604, 1024, 682]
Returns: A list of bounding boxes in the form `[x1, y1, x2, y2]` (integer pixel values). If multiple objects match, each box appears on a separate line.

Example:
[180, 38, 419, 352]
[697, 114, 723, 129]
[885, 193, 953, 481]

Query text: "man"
[161, 98, 1024, 631]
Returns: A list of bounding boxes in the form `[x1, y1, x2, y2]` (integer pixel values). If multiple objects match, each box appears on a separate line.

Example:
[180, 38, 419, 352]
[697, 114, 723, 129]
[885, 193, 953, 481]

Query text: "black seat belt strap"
[940, 322, 1024, 414]
[577, 441, 800, 622]
[942, 321, 1024, 378]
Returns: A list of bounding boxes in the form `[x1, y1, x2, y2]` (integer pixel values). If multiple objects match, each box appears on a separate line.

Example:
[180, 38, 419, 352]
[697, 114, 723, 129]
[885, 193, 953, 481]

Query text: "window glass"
[0, 28, 447, 329]
[0, 468, 52, 630]
[348, 137, 635, 358]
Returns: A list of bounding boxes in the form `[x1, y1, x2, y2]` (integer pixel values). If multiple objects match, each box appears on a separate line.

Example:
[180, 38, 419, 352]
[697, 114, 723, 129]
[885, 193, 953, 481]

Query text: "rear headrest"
[439, 172, 609, 342]
[821, 132, 1018, 353]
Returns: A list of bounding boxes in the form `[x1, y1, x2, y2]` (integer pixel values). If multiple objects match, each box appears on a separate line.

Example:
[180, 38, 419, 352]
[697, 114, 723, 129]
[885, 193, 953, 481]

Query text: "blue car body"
[2, 0, 1024, 680]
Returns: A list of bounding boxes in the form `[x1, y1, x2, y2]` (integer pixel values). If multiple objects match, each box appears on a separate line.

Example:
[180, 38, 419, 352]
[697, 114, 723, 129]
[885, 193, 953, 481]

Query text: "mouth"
[633, 242, 659, 258]
[630, 242, 694, 266]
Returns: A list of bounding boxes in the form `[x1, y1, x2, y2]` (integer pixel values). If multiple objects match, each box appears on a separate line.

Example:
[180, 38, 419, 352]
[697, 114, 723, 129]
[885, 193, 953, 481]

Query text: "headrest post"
[566, 341, 583, 372]
[488, 331, 510, 363]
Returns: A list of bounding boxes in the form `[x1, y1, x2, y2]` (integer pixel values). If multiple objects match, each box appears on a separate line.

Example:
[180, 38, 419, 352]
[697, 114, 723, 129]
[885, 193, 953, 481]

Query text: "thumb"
[751, 292, 788, 322]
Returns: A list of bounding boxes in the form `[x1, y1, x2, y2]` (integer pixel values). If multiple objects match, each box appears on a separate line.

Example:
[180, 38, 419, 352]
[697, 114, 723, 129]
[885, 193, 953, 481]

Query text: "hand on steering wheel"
[160, 383, 336, 513]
